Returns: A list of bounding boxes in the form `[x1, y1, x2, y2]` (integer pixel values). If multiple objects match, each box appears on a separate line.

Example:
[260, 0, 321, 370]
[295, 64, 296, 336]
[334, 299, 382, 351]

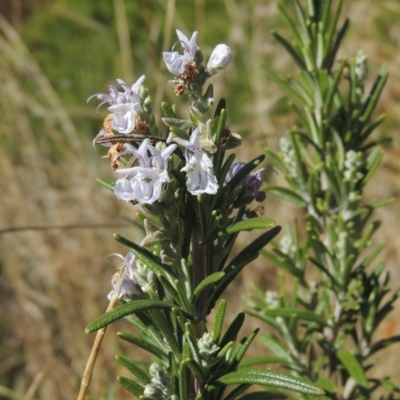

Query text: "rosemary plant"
[78, 29, 324, 400]
[245, 1, 399, 399]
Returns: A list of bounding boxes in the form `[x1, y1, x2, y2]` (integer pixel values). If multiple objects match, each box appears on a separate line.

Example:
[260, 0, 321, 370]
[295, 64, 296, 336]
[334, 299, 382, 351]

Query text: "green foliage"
[246, 1, 400, 399]
[81, 15, 322, 398]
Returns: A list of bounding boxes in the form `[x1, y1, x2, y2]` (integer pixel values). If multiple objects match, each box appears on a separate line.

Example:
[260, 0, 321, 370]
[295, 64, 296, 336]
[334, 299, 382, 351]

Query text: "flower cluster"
[89, 30, 235, 205]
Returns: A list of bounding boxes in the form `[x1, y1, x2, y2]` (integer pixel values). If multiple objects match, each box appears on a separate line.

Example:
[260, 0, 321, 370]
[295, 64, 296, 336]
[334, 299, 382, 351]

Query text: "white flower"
[88, 75, 146, 134]
[163, 30, 198, 76]
[114, 140, 177, 204]
[174, 128, 219, 195]
[206, 44, 232, 76]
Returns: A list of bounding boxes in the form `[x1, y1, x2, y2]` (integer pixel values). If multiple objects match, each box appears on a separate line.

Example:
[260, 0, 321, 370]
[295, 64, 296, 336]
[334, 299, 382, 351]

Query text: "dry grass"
[0, 1, 400, 399]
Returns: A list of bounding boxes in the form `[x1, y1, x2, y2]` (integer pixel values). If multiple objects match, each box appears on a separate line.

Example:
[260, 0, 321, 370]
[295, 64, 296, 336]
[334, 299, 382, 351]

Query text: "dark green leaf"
[272, 31, 306, 71]
[193, 272, 225, 300]
[238, 391, 287, 400]
[213, 299, 227, 343]
[234, 226, 282, 259]
[117, 376, 144, 397]
[223, 384, 251, 400]
[85, 299, 188, 333]
[216, 368, 325, 395]
[116, 356, 151, 385]
[220, 313, 245, 347]
[214, 98, 226, 118]
[182, 358, 205, 383]
[360, 65, 389, 123]
[117, 331, 168, 359]
[235, 329, 260, 365]
[114, 234, 179, 280]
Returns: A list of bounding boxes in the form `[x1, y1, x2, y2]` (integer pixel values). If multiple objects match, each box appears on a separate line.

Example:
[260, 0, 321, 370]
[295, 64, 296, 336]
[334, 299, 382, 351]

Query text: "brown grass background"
[1, 1, 400, 399]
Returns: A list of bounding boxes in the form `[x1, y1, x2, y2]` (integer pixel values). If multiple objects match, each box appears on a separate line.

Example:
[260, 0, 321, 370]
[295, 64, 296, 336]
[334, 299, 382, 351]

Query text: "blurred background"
[0, 0, 399, 399]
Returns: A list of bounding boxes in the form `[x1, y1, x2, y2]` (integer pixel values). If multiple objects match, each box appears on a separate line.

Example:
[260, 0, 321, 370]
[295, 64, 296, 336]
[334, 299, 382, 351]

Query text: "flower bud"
[206, 44, 232, 76]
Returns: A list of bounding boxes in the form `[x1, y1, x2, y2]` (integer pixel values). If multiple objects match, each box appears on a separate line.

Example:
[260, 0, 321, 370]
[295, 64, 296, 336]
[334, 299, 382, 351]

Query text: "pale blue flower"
[174, 128, 218, 195]
[227, 162, 266, 202]
[107, 252, 139, 301]
[114, 140, 177, 204]
[163, 30, 198, 76]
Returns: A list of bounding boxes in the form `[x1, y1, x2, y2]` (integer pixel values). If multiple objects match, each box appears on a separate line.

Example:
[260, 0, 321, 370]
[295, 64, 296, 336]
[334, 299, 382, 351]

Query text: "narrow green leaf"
[85, 299, 188, 333]
[212, 253, 258, 304]
[161, 101, 177, 118]
[179, 362, 189, 400]
[266, 186, 306, 207]
[96, 177, 114, 191]
[238, 391, 287, 400]
[315, 377, 337, 393]
[235, 329, 260, 364]
[214, 109, 228, 173]
[216, 368, 325, 395]
[336, 349, 368, 388]
[193, 272, 225, 300]
[272, 32, 306, 71]
[214, 98, 226, 118]
[291, 0, 310, 46]
[240, 356, 291, 368]
[320, 0, 333, 34]
[220, 313, 245, 347]
[116, 356, 151, 385]
[259, 307, 328, 325]
[162, 117, 194, 130]
[213, 299, 227, 343]
[213, 216, 274, 298]
[217, 218, 275, 238]
[157, 275, 183, 307]
[263, 68, 307, 105]
[215, 109, 227, 146]
[263, 147, 290, 175]
[253, 227, 283, 255]
[117, 331, 168, 359]
[360, 65, 389, 123]
[358, 114, 386, 144]
[277, 4, 303, 45]
[322, 0, 343, 63]
[323, 58, 347, 115]
[117, 376, 144, 397]
[362, 147, 383, 185]
[183, 358, 205, 383]
[114, 234, 179, 280]
[223, 384, 251, 400]
[260, 336, 291, 363]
